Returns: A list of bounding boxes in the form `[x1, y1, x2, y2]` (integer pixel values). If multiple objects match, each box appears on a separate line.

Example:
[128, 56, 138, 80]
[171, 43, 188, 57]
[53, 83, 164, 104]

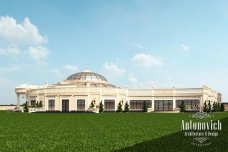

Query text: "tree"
[38, 101, 43, 107]
[124, 102, 129, 112]
[221, 103, 225, 112]
[212, 102, 215, 112]
[99, 101, 104, 113]
[208, 100, 212, 113]
[116, 101, 123, 112]
[90, 100, 96, 108]
[218, 102, 221, 111]
[180, 101, 186, 112]
[23, 101, 29, 112]
[213, 102, 220, 112]
[36, 101, 39, 107]
[143, 101, 148, 112]
[203, 101, 207, 112]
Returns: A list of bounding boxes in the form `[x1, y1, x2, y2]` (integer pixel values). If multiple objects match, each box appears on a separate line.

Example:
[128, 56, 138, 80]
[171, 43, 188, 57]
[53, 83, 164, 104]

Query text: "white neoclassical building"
[15, 70, 221, 112]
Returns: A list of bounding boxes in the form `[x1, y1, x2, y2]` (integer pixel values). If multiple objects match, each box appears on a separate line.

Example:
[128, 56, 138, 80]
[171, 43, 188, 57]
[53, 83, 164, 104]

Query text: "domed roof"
[66, 70, 107, 82]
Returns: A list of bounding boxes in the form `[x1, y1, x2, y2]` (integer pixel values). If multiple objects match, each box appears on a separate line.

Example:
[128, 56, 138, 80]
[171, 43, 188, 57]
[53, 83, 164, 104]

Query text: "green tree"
[208, 100, 212, 113]
[203, 101, 207, 112]
[99, 101, 104, 113]
[23, 101, 29, 112]
[38, 101, 43, 107]
[90, 100, 96, 108]
[116, 101, 123, 112]
[180, 101, 186, 112]
[213, 102, 220, 112]
[143, 101, 148, 112]
[124, 102, 129, 112]
[221, 103, 225, 112]
[212, 102, 215, 112]
[218, 102, 221, 111]
[36, 101, 39, 107]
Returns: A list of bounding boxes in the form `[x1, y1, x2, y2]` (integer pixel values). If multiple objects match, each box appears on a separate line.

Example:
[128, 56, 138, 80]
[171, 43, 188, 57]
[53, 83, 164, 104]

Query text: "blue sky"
[0, 0, 228, 104]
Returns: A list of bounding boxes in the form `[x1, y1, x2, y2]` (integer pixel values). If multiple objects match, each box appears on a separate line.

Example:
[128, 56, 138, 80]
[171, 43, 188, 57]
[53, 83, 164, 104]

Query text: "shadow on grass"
[115, 117, 228, 152]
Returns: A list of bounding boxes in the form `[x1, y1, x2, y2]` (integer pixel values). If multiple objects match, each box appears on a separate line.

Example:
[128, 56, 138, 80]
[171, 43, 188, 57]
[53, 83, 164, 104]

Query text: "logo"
[181, 111, 222, 146]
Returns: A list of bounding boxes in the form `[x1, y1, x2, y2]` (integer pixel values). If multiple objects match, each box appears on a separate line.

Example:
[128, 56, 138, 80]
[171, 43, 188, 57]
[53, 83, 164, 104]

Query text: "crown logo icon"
[191, 111, 212, 119]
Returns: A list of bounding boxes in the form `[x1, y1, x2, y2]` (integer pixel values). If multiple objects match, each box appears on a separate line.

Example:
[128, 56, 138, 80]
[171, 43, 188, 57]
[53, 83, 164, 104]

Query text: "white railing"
[29, 107, 45, 113]
[87, 107, 99, 113]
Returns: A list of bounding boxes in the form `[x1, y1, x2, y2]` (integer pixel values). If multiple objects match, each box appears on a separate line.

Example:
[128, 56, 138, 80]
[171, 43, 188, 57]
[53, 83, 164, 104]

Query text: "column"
[152, 97, 154, 111]
[173, 89, 176, 111]
[173, 97, 176, 111]
[99, 89, 103, 104]
[151, 90, 154, 111]
[116, 92, 119, 111]
[16, 94, 20, 108]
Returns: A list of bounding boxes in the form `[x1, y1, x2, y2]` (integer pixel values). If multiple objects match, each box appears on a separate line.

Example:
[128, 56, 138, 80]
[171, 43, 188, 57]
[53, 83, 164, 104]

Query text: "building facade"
[15, 70, 221, 112]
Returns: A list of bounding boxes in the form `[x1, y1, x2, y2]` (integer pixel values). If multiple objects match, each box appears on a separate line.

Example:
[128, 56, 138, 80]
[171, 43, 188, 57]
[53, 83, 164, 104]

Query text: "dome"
[66, 70, 107, 82]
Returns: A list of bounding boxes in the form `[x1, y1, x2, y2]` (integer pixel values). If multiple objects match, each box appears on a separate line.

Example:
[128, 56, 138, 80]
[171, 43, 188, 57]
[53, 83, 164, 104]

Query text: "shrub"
[221, 103, 225, 112]
[99, 101, 104, 113]
[143, 101, 148, 112]
[124, 102, 129, 112]
[116, 101, 123, 112]
[203, 101, 207, 112]
[90, 100, 96, 108]
[38, 101, 43, 107]
[208, 100, 212, 113]
[23, 101, 29, 112]
[180, 101, 186, 112]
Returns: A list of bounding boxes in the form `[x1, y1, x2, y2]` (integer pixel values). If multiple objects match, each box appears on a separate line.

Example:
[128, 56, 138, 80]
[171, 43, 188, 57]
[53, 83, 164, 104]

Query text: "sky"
[0, 0, 228, 104]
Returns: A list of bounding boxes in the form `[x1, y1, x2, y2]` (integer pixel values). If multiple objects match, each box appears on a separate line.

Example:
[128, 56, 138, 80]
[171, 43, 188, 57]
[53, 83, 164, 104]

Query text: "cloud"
[0, 16, 47, 45]
[0, 44, 20, 55]
[132, 53, 163, 67]
[63, 64, 79, 73]
[28, 46, 49, 60]
[0, 16, 49, 60]
[181, 44, 190, 52]
[103, 62, 125, 77]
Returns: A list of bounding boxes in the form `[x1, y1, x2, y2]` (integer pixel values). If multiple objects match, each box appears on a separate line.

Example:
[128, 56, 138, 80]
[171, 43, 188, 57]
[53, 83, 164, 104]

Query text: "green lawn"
[0, 111, 227, 152]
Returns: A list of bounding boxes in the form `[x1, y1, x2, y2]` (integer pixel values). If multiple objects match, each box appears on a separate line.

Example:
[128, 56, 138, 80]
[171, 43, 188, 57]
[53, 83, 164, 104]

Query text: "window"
[155, 100, 173, 111]
[86, 75, 91, 80]
[77, 99, 85, 110]
[130, 100, 152, 110]
[176, 100, 200, 110]
[104, 100, 115, 110]
[48, 100, 55, 110]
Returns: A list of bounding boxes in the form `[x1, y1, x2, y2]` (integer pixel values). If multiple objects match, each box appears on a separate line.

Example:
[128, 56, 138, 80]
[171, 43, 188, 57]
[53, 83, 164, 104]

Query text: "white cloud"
[28, 46, 49, 60]
[103, 62, 125, 77]
[132, 53, 163, 67]
[181, 44, 190, 52]
[0, 16, 47, 45]
[63, 64, 79, 73]
[0, 16, 49, 60]
[0, 44, 20, 55]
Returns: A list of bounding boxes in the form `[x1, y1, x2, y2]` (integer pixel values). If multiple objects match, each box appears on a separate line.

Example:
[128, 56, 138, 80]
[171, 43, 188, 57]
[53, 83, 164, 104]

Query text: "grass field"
[0, 111, 227, 152]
